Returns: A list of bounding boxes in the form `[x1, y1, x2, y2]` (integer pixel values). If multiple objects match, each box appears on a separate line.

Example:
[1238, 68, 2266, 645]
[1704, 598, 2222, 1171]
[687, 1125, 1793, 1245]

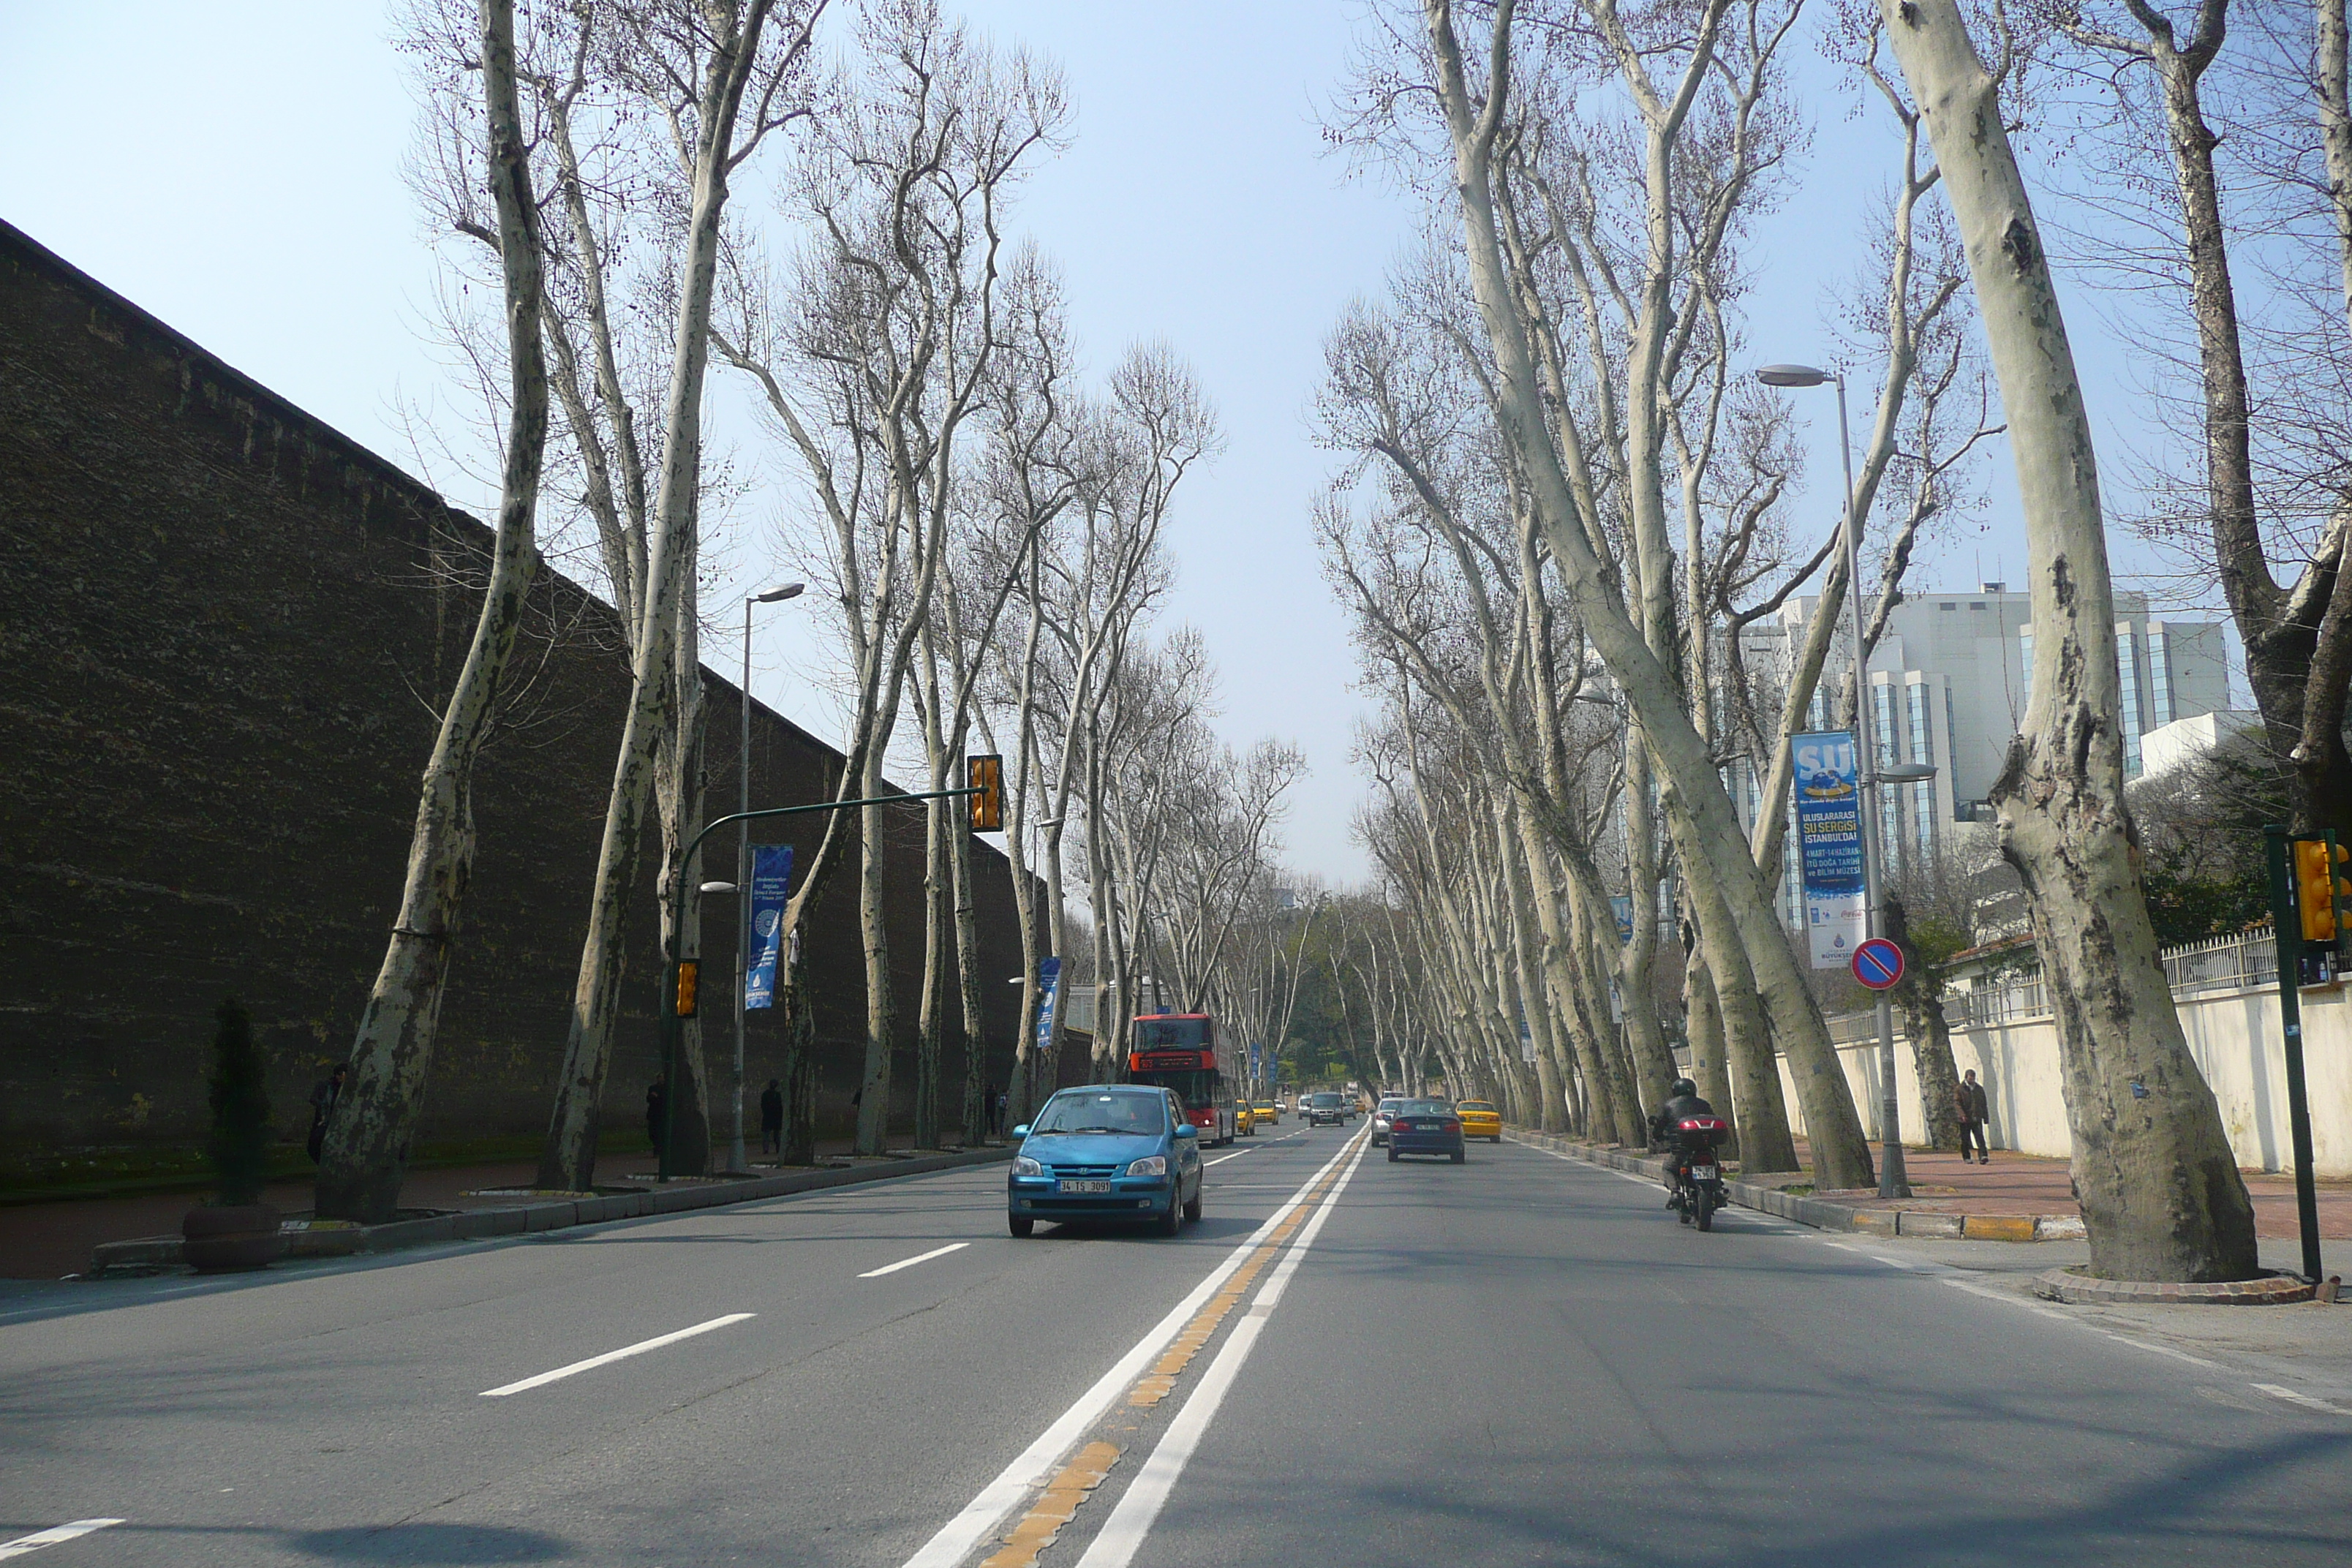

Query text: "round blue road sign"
[1852, 938, 1905, 990]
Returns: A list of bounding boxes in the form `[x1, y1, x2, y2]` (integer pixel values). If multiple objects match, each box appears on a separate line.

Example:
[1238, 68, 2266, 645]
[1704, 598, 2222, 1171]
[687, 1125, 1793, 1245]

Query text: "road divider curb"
[86, 1147, 1014, 1276]
[1503, 1128, 2085, 1242]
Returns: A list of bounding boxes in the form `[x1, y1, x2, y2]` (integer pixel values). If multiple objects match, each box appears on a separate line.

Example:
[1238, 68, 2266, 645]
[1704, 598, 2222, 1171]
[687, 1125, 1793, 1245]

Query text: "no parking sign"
[1851, 938, 1905, 990]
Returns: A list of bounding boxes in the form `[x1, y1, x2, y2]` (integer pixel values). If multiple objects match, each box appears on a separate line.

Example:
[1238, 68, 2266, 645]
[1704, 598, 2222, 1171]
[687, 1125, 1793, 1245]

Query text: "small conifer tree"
[206, 998, 274, 1206]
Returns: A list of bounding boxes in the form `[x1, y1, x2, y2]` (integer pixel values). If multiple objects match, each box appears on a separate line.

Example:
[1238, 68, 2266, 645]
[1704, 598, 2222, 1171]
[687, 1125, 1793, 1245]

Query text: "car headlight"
[1011, 1156, 1043, 1176]
[1125, 1155, 1168, 1177]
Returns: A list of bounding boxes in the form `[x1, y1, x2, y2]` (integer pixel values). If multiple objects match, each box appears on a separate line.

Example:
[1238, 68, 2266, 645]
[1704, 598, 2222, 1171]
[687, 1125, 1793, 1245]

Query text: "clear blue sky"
[0, 1, 2192, 884]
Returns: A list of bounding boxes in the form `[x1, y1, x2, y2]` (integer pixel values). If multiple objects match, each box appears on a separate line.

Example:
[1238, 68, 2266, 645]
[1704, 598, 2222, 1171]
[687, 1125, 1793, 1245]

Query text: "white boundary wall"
[1779, 982, 2352, 1179]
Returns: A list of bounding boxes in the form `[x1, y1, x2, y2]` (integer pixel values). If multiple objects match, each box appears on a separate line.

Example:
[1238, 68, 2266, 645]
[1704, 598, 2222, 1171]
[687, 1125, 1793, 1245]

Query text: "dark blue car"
[1008, 1085, 1203, 1237]
[1387, 1098, 1466, 1164]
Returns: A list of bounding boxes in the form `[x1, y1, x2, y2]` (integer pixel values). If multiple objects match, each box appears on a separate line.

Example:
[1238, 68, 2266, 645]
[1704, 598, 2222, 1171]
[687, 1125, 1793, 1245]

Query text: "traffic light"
[674, 960, 701, 1019]
[2292, 837, 2351, 943]
[968, 753, 1004, 833]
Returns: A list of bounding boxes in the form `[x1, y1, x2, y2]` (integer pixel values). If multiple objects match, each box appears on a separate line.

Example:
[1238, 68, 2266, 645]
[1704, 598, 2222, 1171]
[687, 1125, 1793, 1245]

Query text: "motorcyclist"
[1647, 1077, 1712, 1147]
[1649, 1077, 1716, 1208]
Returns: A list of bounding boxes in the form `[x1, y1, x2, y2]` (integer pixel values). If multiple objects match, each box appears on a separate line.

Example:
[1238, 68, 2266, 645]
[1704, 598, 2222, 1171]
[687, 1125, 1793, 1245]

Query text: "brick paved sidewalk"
[1776, 1139, 2352, 1242]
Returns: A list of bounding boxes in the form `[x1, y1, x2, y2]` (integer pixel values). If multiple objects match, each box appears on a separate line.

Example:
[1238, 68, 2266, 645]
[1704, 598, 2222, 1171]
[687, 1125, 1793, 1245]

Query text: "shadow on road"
[290, 1522, 573, 1562]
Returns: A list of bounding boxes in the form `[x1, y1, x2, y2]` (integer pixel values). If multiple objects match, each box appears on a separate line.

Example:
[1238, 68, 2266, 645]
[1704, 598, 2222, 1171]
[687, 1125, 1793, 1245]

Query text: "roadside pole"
[657, 761, 1001, 1181]
[2263, 826, 2328, 1284]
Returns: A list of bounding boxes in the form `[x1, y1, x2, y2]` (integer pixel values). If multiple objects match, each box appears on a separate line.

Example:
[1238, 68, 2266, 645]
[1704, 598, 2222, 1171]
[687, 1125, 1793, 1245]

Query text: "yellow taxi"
[1236, 1102, 1256, 1137]
[1455, 1099, 1503, 1143]
[1253, 1100, 1279, 1127]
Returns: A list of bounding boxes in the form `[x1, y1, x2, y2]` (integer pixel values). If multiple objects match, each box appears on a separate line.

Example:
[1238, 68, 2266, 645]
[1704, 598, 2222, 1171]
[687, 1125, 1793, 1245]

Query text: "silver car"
[1370, 1096, 1406, 1146]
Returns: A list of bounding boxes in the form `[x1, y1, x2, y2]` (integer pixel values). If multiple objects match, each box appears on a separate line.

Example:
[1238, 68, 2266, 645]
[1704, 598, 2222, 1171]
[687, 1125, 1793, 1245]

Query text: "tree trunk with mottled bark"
[1882, 0, 2257, 1281]
[319, 0, 547, 1223]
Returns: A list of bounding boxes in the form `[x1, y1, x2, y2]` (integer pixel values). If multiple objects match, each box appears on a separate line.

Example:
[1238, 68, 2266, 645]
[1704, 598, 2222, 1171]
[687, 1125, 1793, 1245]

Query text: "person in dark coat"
[306, 1064, 347, 1163]
[1955, 1069, 1991, 1164]
[760, 1079, 785, 1157]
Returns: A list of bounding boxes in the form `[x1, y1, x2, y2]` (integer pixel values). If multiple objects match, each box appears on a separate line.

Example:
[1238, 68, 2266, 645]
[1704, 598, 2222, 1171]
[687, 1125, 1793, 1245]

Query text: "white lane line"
[1203, 1149, 1255, 1167]
[894, 1131, 1368, 1568]
[2097, 1333, 2218, 1369]
[0, 1520, 124, 1560]
[859, 1243, 970, 1278]
[478, 1312, 755, 1397]
[2255, 1383, 2352, 1416]
[1075, 1137, 1371, 1568]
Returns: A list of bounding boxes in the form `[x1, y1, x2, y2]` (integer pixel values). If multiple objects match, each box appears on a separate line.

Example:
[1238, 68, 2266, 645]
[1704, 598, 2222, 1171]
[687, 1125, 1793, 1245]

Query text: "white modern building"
[1734, 584, 2232, 913]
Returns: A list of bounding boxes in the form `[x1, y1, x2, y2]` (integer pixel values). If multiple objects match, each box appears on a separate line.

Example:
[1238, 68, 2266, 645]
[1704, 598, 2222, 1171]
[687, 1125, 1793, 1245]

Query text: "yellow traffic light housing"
[968, 753, 1004, 833]
[675, 960, 701, 1019]
[2293, 837, 2342, 943]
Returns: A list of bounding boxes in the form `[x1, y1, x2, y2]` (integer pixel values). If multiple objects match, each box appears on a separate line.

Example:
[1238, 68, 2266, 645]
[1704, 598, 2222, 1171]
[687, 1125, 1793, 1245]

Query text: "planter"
[181, 1203, 285, 1273]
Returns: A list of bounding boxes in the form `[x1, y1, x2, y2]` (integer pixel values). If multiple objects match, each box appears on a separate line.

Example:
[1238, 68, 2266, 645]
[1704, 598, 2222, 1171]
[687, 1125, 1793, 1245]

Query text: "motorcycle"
[1664, 1115, 1730, 1231]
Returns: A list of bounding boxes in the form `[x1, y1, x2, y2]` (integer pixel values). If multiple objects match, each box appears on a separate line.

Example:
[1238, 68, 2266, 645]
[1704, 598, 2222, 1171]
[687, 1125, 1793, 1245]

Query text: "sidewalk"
[0, 1137, 941, 1280]
[1774, 1139, 2352, 1243]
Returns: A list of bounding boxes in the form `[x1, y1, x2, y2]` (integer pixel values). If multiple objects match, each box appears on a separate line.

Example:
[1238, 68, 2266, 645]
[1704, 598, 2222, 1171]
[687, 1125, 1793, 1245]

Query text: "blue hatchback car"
[1008, 1085, 1203, 1237]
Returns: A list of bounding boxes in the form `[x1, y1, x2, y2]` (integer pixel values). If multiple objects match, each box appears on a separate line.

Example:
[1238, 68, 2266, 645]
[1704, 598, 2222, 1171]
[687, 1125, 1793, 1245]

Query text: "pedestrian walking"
[994, 1090, 1008, 1137]
[760, 1079, 784, 1158]
[1955, 1069, 1991, 1164]
[305, 1064, 347, 1163]
[646, 1080, 666, 1153]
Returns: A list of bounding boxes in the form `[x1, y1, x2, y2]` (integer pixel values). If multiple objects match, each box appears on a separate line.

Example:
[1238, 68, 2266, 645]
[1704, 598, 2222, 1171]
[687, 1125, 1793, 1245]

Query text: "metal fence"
[1839, 924, 2276, 1038]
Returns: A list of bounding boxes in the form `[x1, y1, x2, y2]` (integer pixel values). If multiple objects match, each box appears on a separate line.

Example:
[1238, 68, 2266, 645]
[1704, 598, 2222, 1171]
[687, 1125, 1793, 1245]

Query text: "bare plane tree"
[320, 0, 554, 1223]
[1877, 0, 2257, 1281]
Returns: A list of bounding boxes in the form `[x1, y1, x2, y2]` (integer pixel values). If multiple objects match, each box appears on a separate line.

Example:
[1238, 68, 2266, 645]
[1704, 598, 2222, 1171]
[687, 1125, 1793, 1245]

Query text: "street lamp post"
[732, 583, 804, 1172]
[1757, 363, 1913, 1199]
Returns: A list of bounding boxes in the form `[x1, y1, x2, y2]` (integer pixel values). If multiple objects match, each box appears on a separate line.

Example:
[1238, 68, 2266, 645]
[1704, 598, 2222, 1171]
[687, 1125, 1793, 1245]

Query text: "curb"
[2032, 1265, 2317, 1306]
[88, 1147, 1012, 1276]
[1503, 1128, 2082, 1243]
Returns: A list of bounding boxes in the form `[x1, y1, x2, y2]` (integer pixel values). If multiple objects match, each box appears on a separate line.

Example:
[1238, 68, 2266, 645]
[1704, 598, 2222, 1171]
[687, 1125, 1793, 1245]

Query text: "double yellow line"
[976, 1140, 1359, 1568]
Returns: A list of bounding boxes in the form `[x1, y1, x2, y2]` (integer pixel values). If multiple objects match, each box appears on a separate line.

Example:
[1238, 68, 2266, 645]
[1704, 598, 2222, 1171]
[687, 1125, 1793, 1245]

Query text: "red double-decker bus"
[1128, 1012, 1239, 1146]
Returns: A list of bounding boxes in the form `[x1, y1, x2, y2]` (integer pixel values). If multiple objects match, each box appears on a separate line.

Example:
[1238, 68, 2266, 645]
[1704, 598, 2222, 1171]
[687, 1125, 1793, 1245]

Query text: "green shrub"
[206, 998, 273, 1205]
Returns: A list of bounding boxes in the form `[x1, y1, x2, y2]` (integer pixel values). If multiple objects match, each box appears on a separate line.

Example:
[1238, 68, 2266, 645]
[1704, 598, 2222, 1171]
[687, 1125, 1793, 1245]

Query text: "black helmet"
[1670, 1077, 1697, 1099]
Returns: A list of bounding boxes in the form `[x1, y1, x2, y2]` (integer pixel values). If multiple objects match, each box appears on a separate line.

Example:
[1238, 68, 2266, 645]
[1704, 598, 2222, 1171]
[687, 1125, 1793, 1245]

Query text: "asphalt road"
[3, 1126, 2348, 1566]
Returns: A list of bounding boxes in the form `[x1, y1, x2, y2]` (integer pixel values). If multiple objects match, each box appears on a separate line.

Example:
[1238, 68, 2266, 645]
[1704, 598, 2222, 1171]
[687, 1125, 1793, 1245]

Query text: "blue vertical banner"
[1034, 956, 1063, 1056]
[1793, 731, 1866, 968]
[1248, 1041, 1264, 1082]
[743, 845, 793, 1009]
[1610, 896, 1635, 946]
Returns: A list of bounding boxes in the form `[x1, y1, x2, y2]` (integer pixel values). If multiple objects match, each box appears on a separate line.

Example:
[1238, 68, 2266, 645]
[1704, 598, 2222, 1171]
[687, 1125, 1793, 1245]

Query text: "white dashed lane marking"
[859, 1243, 969, 1278]
[478, 1312, 755, 1397]
[0, 1520, 124, 1560]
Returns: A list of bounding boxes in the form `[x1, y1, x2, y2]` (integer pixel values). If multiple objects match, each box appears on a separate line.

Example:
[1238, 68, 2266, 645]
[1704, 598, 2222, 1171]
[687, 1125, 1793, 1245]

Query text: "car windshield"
[1029, 1092, 1167, 1137]
[1311, 1093, 1341, 1107]
[1458, 1101, 1495, 1112]
[1376, 1099, 1404, 1112]
[1399, 1101, 1452, 1116]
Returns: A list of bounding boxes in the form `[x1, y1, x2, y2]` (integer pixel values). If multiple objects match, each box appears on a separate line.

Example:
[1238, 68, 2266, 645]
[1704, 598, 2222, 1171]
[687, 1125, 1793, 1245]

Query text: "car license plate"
[1057, 1180, 1111, 1194]
[1692, 1165, 1717, 1181]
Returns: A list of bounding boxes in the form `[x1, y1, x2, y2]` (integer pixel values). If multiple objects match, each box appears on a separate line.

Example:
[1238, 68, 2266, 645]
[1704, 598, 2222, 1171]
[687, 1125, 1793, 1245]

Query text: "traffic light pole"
[2262, 826, 2326, 1284]
[655, 780, 989, 1182]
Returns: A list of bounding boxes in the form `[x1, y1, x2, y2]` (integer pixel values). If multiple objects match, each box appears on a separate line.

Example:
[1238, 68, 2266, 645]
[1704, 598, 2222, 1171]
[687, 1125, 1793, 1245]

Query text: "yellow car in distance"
[1456, 1100, 1503, 1142]
[1236, 1103, 1256, 1137]
[1253, 1101, 1279, 1127]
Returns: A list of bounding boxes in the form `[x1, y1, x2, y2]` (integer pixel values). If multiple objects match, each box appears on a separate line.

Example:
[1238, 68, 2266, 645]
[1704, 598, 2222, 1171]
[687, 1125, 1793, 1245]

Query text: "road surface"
[3, 1126, 2347, 1564]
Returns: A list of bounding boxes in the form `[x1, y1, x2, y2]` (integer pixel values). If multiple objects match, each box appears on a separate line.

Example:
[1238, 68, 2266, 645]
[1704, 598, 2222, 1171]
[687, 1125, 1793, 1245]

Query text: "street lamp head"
[1755, 363, 1832, 388]
[754, 582, 807, 603]
[1879, 762, 1937, 783]
[699, 881, 739, 894]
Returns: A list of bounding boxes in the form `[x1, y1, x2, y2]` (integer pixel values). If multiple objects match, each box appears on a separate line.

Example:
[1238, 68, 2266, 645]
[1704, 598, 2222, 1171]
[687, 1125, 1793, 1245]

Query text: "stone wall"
[0, 219, 1033, 1183]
